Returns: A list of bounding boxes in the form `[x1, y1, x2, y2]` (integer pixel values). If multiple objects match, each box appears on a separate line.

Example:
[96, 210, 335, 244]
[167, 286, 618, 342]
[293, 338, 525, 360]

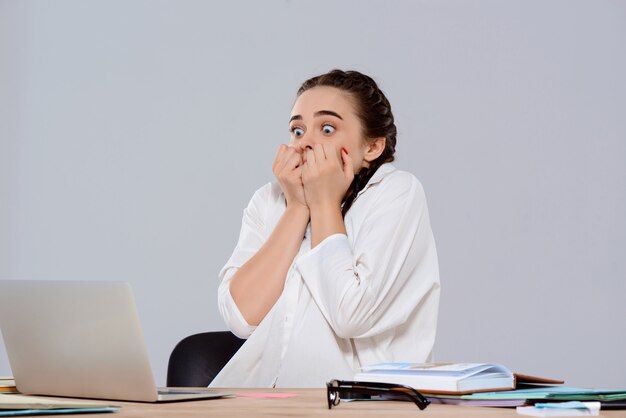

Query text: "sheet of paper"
[517, 402, 600, 417]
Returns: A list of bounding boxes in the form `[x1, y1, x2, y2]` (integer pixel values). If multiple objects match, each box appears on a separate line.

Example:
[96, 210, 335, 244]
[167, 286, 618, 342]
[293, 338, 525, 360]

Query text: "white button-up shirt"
[211, 163, 440, 388]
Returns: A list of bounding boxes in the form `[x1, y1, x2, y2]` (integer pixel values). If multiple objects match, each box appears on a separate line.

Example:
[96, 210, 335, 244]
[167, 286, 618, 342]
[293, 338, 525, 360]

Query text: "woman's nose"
[295, 134, 314, 152]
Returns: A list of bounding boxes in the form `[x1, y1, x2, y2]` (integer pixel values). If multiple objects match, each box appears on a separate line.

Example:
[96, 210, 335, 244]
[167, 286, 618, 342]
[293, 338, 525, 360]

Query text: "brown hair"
[297, 69, 397, 216]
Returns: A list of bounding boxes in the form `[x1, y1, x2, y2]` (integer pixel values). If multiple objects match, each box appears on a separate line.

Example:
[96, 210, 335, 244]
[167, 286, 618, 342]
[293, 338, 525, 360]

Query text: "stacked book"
[0, 377, 119, 417]
[354, 363, 626, 409]
[0, 378, 17, 395]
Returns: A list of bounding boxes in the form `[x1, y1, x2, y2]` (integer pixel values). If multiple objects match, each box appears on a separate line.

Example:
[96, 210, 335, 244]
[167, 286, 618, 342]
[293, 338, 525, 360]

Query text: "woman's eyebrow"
[289, 110, 343, 123]
[315, 110, 343, 120]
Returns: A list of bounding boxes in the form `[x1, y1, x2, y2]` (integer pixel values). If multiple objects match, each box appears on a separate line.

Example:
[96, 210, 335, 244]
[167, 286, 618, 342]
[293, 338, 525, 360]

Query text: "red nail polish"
[342, 147, 349, 155]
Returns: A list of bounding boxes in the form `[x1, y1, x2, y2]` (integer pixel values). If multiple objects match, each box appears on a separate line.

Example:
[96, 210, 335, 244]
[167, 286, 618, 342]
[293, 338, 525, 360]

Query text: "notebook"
[0, 280, 231, 402]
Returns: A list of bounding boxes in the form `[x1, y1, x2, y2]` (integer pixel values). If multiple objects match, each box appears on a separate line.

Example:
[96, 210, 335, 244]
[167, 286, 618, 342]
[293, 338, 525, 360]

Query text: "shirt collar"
[355, 162, 397, 198]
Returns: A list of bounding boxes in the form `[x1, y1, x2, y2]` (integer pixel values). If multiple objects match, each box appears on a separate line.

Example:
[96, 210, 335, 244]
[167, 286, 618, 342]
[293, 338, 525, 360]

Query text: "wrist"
[309, 203, 346, 248]
[309, 202, 342, 220]
[285, 202, 310, 218]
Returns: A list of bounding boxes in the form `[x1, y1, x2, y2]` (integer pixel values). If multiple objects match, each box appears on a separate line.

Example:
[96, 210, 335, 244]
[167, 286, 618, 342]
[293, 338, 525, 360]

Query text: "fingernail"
[342, 147, 349, 155]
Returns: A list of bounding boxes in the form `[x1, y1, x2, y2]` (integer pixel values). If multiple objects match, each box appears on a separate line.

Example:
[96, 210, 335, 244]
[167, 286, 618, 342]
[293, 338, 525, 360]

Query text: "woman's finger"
[276, 145, 301, 173]
[285, 151, 303, 171]
[313, 143, 326, 164]
[272, 144, 288, 172]
[341, 146, 354, 181]
[304, 148, 316, 171]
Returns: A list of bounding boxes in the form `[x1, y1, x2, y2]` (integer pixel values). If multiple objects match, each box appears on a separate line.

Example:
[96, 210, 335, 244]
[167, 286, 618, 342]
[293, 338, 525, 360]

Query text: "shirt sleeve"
[295, 171, 439, 339]
[217, 183, 273, 339]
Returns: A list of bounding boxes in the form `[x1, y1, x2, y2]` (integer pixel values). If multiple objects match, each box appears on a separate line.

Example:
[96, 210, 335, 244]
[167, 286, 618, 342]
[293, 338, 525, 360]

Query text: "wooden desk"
[76, 388, 624, 417]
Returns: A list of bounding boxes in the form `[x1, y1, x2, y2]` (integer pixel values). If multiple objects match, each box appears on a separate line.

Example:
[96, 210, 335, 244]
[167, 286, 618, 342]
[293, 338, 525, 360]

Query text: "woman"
[211, 70, 440, 388]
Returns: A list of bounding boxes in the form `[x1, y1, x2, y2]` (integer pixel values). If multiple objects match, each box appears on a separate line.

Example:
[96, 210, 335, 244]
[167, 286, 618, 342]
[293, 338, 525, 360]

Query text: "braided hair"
[297, 69, 397, 217]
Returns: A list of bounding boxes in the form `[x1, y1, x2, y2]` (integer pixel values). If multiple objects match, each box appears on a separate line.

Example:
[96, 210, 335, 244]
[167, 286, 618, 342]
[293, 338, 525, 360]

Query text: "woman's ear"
[363, 137, 386, 164]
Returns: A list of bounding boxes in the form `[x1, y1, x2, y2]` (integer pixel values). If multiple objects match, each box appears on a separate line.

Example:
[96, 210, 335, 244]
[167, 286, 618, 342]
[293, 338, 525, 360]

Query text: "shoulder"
[241, 182, 284, 230]
[249, 181, 284, 205]
[244, 182, 286, 223]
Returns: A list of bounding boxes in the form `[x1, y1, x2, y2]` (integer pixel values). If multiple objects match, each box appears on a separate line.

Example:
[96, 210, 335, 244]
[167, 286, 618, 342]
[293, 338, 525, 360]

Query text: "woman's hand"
[301, 144, 354, 212]
[272, 144, 308, 211]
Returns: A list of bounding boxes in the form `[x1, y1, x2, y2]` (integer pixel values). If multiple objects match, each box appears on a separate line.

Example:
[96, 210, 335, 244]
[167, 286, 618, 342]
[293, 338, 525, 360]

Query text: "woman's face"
[289, 86, 368, 173]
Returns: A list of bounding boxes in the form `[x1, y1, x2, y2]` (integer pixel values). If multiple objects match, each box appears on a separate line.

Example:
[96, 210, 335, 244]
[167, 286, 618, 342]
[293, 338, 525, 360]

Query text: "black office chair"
[166, 331, 245, 387]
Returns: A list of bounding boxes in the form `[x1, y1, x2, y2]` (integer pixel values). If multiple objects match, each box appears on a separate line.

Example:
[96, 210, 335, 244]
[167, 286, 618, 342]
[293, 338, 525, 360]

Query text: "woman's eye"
[322, 124, 335, 134]
[291, 127, 304, 137]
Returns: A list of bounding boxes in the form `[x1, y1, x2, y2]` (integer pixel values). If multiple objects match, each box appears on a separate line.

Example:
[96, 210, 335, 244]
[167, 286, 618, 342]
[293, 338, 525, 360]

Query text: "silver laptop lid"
[0, 280, 159, 402]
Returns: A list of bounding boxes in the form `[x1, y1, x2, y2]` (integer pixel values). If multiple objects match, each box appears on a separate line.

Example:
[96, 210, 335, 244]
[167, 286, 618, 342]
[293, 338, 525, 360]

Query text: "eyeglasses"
[326, 379, 430, 410]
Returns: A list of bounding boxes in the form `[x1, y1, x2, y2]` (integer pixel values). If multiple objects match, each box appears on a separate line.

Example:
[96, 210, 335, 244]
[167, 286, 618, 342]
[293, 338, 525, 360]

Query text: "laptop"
[0, 280, 231, 402]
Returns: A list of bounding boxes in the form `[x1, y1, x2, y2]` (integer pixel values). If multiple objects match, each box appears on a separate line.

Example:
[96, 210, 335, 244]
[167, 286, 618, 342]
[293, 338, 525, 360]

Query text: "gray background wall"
[1, 0, 624, 388]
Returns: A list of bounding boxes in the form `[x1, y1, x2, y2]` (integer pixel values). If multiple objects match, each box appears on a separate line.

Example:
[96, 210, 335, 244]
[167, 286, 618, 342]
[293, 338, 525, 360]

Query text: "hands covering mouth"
[272, 144, 354, 213]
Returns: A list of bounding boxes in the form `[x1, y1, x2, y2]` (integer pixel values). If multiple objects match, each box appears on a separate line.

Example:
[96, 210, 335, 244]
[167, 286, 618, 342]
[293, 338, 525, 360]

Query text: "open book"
[354, 363, 563, 395]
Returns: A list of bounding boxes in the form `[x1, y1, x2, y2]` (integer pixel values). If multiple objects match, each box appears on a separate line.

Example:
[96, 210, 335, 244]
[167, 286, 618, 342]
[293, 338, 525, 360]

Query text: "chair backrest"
[166, 331, 245, 387]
